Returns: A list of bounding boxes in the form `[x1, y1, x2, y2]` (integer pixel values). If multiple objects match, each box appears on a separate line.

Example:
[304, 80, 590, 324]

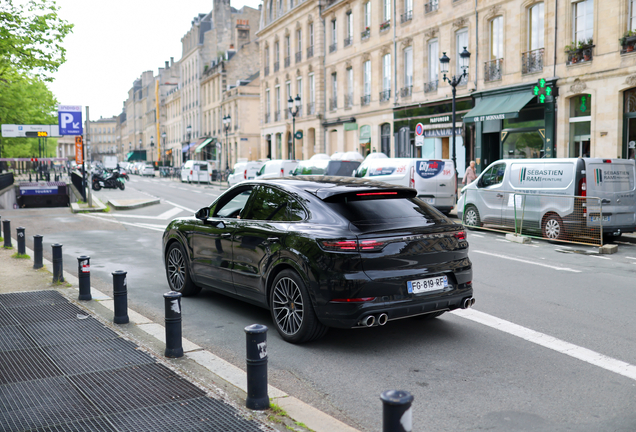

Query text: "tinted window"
[214, 189, 253, 218]
[325, 161, 361, 176]
[326, 197, 444, 225]
[481, 163, 505, 187]
[244, 186, 290, 221]
[288, 198, 307, 221]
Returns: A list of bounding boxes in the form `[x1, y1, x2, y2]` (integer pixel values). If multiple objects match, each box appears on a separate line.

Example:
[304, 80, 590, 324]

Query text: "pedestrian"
[463, 160, 477, 185]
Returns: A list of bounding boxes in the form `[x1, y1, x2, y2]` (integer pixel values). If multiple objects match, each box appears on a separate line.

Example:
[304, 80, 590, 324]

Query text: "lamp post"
[287, 94, 301, 160]
[150, 136, 154, 164]
[223, 115, 231, 171]
[186, 125, 192, 163]
[439, 46, 471, 185]
[161, 132, 166, 166]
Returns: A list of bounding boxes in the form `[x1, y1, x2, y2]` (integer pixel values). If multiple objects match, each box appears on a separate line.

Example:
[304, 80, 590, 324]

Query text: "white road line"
[496, 239, 508, 242]
[626, 256, 636, 260]
[591, 255, 611, 260]
[453, 308, 636, 382]
[78, 213, 165, 232]
[163, 200, 196, 214]
[472, 250, 581, 272]
[469, 234, 484, 238]
[192, 190, 202, 194]
[157, 207, 185, 220]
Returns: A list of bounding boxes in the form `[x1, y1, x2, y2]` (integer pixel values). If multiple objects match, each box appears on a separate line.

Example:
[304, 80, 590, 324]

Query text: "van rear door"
[585, 159, 636, 232]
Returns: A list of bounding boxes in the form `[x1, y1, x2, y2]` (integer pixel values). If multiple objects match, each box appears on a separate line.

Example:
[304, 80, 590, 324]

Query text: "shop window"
[623, 88, 636, 159]
[569, 94, 592, 157]
[502, 131, 545, 159]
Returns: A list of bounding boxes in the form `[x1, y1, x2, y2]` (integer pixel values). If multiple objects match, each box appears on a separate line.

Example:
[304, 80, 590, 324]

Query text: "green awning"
[126, 152, 134, 161]
[463, 92, 536, 123]
[195, 138, 214, 153]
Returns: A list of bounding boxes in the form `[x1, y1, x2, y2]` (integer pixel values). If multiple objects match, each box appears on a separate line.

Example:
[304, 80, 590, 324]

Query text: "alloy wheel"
[167, 247, 186, 291]
[272, 277, 304, 335]
[544, 219, 561, 239]
[465, 208, 478, 226]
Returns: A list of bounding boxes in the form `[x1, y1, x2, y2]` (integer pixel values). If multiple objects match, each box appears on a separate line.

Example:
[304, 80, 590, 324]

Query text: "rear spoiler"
[315, 187, 417, 202]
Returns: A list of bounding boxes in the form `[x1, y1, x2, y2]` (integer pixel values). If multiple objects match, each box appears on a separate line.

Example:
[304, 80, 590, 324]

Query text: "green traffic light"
[539, 78, 546, 88]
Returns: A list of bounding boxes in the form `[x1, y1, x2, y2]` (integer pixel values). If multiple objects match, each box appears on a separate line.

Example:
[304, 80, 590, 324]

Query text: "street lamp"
[150, 136, 154, 163]
[161, 132, 166, 166]
[186, 125, 192, 162]
[223, 115, 231, 171]
[440, 47, 471, 183]
[288, 94, 301, 160]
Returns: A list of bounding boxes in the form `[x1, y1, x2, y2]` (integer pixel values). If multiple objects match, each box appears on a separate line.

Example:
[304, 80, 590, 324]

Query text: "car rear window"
[325, 161, 361, 176]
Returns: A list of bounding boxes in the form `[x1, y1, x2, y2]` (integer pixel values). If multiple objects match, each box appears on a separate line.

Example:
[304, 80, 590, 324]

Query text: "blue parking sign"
[58, 105, 83, 135]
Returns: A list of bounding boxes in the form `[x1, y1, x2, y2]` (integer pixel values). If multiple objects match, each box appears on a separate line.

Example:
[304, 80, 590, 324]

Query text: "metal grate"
[0, 325, 37, 351]
[7, 302, 87, 324]
[108, 397, 276, 432]
[27, 417, 117, 431]
[0, 290, 66, 308]
[44, 338, 155, 375]
[25, 317, 119, 347]
[68, 363, 207, 415]
[0, 305, 19, 327]
[0, 347, 63, 384]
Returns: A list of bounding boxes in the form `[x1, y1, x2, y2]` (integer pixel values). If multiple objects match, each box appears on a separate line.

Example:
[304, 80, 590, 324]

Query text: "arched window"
[528, 3, 544, 50]
[380, 123, 391, 156]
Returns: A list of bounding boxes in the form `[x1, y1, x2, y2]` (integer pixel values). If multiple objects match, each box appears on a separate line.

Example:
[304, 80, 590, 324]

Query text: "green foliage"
[12, 252, 30, 259]
[0, 0, 74, 82]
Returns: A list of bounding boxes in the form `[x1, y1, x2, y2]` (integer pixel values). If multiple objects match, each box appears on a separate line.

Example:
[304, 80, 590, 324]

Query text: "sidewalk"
[0, 241, 359, 432]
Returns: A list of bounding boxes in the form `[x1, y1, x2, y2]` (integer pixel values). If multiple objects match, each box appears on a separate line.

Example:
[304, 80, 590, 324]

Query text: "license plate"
[407, 275, 448, 294]
[421, 197, 434, 204]
[590, 215, 610, 222]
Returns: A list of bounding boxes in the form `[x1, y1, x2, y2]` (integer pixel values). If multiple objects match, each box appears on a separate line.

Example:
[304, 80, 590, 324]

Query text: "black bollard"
[77, 256, 91, 300]
[244, 324, 269, 410]
[29, 173, 32, 182]
[51, 243, 64, 283]
[2, 219, 11, 248]
[16, 227, 25, 255]
[33, 235, 43, 269]
[112, 270, 129, 324]
[380, 390, 414, 432]
[163, 291, 183, 358]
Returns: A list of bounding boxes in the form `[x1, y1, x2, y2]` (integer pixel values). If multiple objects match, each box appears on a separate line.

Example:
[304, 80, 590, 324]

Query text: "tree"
[0, 0, 73, 82]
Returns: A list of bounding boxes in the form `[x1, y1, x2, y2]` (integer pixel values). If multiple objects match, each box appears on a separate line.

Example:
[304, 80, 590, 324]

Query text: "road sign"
[415, 123, 424, 136]
[415, 136, 424, 147]
[1, 124, 60, 137]
[58, 105, 83, 135]
[295, 131, 303, 140]
[75, 136, 83, 165]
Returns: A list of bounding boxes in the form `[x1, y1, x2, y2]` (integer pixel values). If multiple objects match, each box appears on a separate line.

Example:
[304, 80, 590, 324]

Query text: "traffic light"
[532, 79, 553, 103]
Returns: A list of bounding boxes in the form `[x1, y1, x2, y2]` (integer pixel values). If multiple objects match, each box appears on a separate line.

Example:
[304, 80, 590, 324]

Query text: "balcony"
[361, 95, 371, 106]
[274, 61, 280, 72]
[425, 0, 438, 13]
[265, 113, 270, 123]
[620, 35, 636, 54]
[307, 45, 314, 58]
[274, 110, 281, 122]
[484, 58, 503, 81]
[264, 66, 269, 76]
[379, 89, 391, 102]
[380, 20, 390, 32]
[345, 93, 353, 108]
[424, 80, 438, 93]
[566, 43, 594, 65]
[329, 42, 337, 53]
[344, 36, 353, 47]
[285, 110, 290, 120]
[400, 86, 412, 98]
[329, 98, 337, 111]
[522, 48, 544, 74]
[361, 28, 370, 40]
[284, 56, 290, 67]
[295, 51, 302, 63]
[401, 10, 413, 23]
[307, 102, 315, 115]
[458, 73, 469, 86]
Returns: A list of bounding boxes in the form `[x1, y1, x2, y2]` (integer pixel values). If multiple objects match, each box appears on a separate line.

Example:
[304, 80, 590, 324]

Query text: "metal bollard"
[16, 227, 25, 255]
[33, 235, 43, 269]
[163, 291, 183, 358]
[244, 324, 269, 410]
[51, 244, 64, 283]
[112, 270, 129, 324]
[380, 390, 414, 432]
[2, 219, 11, 248]
[77, 256, 91, 300]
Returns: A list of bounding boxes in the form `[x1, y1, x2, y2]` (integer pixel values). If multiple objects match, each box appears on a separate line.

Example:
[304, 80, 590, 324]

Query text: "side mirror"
[195, 207, 210, 221]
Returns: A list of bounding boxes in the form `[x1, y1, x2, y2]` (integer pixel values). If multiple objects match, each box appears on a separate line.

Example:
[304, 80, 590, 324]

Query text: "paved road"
[5, 175, 636, 432]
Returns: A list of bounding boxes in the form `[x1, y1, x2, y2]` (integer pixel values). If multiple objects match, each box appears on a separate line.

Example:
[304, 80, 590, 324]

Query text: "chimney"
[165, 61, 169, 69]
[170, 57, 174, 66]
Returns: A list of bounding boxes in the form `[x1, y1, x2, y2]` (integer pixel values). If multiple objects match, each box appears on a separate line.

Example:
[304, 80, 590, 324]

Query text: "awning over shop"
[463, 92, 535, 123]
[195, 138, 214, 153]
[126, 152, 133, 161]
[126, 150, 147, 161]
[182, 142, 195, 153]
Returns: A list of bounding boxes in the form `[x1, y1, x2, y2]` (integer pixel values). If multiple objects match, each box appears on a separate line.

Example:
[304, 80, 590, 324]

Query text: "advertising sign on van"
[416, 160, 445, 179]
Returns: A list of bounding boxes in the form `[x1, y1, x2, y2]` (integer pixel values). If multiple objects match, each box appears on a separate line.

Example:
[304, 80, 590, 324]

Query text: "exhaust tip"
[471, 298, 476, 306]
[378, 313, 388, 326]
[462, 298, 473, 309]
[360, 315, 375, 327]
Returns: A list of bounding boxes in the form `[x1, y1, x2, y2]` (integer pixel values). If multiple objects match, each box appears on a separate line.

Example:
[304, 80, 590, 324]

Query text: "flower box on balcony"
[380, 20, 390, 31]
[620, 33, 636, 53]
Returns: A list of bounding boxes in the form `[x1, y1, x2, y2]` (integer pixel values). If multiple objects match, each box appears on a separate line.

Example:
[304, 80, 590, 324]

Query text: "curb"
[107, 198, 161, 210]
[70, 195, 108, 213]
[12, 237, 361, 432]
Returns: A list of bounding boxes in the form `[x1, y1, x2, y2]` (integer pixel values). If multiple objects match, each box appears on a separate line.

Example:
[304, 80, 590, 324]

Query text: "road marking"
[626, 256, 636, 260]
[157, 207, 185, 219]
[496, 239, 508, 242]
[78, 213, 165, 232]
[472, 250, 581, 272]
[192, 190, 202, 194]
[453, 308, 636, 382]
[469, 234, 485, 238]
[163, 200, 196, 214]
[591, 255, 611, 260]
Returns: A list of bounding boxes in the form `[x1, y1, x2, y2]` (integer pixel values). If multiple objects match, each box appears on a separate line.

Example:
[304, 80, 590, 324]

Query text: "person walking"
[462, 160, 477, 185]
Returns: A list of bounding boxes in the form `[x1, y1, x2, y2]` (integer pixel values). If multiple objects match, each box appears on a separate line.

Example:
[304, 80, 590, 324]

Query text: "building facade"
[88, 116, 118, 163]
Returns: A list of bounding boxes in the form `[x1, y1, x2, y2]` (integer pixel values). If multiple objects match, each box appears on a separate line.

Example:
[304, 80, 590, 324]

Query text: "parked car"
[141, 164, 155, 177]
[162, 177, 473, 343]
[255, 159, 298, 179]
[292, 158, 361, 177]
[181, 160, 211, 183]
[457, 158, 636, 240]
[355, 158, 457, 214]
[133, 162, 145, 175]
[227, 161, 265, 186]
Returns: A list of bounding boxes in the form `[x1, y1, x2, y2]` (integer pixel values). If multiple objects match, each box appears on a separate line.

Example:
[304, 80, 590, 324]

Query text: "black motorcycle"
[92, 170, 125, 191]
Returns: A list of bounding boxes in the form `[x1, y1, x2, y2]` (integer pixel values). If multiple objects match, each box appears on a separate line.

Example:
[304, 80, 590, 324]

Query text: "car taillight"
[190, 170, 193, 175]
[579, 178, 586, 197]
[244, 169, 247, 179]
[409, 166, 415, 189]
[330, 297, 376, 303]
[280, 168, 284, 177]
[320, 239, 387, 252]
[603, 159, 612, 163]
[358, 239, 386, 251]
[454, 231, 466, 240]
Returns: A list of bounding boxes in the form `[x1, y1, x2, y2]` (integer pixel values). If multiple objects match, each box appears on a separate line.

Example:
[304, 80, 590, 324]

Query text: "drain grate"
[44, 338, 156, 375]
[0, 325, 37, 352]
[25, 317, 119, 348]
[26, 416, 117, 432]
[69, 363, 207, 415]
[0, 305, 18, 327]
[7, 302, 87, 325]
[0, 376, 102, 432]
[108, 397, 276, 432]
[0, 290, 66, 308]
[0, 347, 62, 385]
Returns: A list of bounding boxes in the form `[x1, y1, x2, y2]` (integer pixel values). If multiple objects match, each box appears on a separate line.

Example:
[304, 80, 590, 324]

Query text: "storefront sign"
[473, 114, 506, 122]
[430, 115, 451, 124]
[423, 128, 463, 138]
[359, 125, 371, 143]
[344, 122, 358, 131]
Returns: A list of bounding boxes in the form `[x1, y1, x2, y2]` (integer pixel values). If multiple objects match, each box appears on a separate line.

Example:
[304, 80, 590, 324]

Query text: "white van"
[228, 161, 265, 187]
[181, 160, 210, 183]
[354, 158, 457, 214]
[457, 158, 636, 240]
[256, 160, 298, 179]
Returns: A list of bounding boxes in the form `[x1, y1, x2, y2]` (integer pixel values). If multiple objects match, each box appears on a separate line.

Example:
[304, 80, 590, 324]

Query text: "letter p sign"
[57, 105, 83, 136]
[60, 113, 73, 128]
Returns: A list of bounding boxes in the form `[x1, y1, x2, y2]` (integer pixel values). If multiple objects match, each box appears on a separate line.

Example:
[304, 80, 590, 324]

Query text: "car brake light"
[320, 239, 387, 252]
[330, 297, 376, 303]
[244, 169, 247, 179]
[358, 240, 386, 251]
[454, 231, 466, 240]
[356, 192, 398, 196]
[603, 159, 612, 163]
[409, 166, 415, 189]
[190, 170, 193, 175]
[280, 168, 284, 177]
[579, 178, 587, 197]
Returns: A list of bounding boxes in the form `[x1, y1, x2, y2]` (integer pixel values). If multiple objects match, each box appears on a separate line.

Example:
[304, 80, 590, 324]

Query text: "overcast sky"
[47, 0, 262, 121]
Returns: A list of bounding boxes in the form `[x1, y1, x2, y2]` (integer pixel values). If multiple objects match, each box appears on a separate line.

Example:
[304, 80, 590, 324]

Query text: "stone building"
[88, 116, 118, 163]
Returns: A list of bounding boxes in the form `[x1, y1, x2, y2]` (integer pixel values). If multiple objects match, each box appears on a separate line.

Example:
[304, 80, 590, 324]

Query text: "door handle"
[220, 233, 231, 238]
[496, 193, 504, 198]
[267, 237, 279, 243]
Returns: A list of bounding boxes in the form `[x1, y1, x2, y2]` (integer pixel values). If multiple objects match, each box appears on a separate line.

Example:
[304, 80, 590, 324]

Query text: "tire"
[92, 181, 101, 191]
[269, 269, 328, 344]
[165, 242, 201, 296]
[463, 205, 482, 229]
[542, 214, 565, 240]
[603, 232, 622, 243]
[412, 311, 446, 320]
[118, 181, 125, 190]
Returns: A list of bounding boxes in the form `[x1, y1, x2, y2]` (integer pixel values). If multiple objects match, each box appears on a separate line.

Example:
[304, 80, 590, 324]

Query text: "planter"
[628, 45, 635, 52]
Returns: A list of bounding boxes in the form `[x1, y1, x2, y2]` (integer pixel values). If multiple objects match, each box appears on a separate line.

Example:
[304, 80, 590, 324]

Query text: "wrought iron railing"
[424, 80, 438, 93]
[345, 93, 353, 108]
[620, 36, 636, 54]
[344, 36, 352, 47]
[401, 10, 413, 23]
[295, 51, 302, 63]
[274, 61, 280, 72]
[264, 66, 269, 76]
[361, 28, 370, 40]
[274, 110, 281, 121]
[329, 98, 338, 110]
[307, 102, 315, 115]
[361, 94, 371, 106]
[425, 1, 438, 13]
[566, 45, 594, 65]
[284, 56, 290, 67]
[380, 20, 390, 31]
[307, 46, 314, 58]
[329, 42, 337, 53]
[458, 73, 469, 86]
[522, 48, 544, 74]
[484, 58, 503, 81]
[400, 86, 412, 97]
[265, 113, 270, 123]
[379, 89, 391, 102]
